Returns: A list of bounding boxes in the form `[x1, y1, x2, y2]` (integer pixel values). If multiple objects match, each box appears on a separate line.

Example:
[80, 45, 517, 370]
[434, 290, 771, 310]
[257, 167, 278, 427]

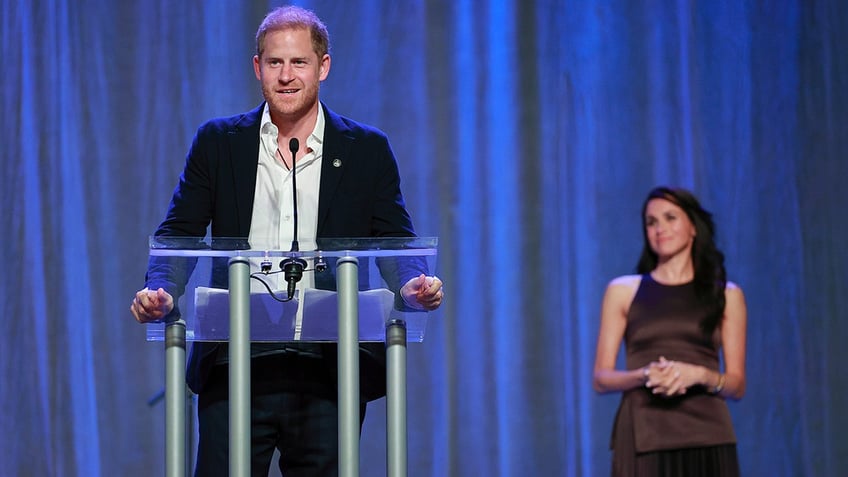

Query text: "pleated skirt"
[612, 444, 740, 477]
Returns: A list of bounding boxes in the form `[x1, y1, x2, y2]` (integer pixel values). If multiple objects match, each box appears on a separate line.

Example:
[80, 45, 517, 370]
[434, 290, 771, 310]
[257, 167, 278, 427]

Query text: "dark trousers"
[193, 353, 366, 477]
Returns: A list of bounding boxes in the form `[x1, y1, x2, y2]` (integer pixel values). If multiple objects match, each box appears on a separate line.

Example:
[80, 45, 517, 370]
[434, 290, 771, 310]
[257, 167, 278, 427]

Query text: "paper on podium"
[193, 286, 396, 341]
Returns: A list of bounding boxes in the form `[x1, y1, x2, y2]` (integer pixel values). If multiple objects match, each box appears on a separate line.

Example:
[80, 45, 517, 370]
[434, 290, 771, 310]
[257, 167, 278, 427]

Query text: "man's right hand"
[130, 287, 174, 323]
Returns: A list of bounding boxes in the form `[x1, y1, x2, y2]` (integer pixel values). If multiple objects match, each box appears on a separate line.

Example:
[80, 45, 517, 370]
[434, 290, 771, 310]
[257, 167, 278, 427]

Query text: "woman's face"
[644, 198, 696, 261]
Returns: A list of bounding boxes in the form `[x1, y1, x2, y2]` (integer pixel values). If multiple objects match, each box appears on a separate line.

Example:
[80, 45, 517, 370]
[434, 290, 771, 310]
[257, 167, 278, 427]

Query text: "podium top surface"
[145, 236, 438, 343]
[149, 236, 438, 258]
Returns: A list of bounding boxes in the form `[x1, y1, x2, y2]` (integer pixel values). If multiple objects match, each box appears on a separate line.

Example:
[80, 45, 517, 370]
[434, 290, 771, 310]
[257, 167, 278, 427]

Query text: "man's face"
[253, 27, 330, 122]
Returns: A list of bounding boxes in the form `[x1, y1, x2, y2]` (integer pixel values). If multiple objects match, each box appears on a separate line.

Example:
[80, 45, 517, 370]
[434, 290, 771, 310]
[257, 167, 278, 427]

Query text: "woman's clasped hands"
[644, 356, 706, 397]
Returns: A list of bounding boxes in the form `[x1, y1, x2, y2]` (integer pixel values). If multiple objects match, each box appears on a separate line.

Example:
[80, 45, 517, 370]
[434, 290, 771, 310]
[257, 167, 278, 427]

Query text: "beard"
[261, 80, 320, 121]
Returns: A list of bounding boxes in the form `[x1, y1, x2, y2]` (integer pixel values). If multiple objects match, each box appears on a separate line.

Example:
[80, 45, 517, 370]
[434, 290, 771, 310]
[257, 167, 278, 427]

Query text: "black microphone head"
[289, 137, 299, 154]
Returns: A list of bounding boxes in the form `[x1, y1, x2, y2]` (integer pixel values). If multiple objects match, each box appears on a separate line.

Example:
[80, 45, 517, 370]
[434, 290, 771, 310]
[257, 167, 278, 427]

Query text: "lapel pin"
[332, 158, 342, 168]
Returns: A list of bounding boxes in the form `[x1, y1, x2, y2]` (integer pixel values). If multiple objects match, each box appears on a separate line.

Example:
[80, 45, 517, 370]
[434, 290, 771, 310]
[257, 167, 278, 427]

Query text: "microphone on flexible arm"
[280, 137, 307, 301]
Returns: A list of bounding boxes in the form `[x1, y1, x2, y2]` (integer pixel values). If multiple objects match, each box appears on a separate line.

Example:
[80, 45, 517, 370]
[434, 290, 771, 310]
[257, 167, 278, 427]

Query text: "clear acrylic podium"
[145, 236, 438, 477]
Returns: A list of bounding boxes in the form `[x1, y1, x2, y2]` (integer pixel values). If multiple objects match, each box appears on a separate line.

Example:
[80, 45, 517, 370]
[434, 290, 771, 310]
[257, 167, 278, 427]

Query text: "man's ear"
[319, 54, 331, 80]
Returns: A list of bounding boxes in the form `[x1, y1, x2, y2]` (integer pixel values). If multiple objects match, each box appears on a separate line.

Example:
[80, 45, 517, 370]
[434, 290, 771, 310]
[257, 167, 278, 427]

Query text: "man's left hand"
[400, 274, 444, 311]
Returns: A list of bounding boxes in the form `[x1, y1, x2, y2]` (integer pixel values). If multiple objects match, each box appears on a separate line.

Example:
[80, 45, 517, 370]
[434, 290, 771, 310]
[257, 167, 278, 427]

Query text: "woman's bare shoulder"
[726, 280, 742, 291]
[608, 274, 642, 289]
[602, 274, 642, 314]
[725, 280, 746, 302]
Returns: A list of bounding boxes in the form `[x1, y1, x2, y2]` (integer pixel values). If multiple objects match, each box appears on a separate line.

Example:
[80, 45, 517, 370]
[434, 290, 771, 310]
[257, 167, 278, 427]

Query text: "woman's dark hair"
[636, 186, 727, 334]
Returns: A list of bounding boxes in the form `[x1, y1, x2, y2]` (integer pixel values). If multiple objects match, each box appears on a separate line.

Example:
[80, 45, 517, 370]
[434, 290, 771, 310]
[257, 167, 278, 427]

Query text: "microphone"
[281, 137, 307, 300]
[287, 138, 301, 252]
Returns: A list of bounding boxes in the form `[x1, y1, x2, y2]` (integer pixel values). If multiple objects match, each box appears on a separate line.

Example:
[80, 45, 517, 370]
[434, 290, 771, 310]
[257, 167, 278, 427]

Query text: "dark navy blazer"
[145, 102, 419, 401]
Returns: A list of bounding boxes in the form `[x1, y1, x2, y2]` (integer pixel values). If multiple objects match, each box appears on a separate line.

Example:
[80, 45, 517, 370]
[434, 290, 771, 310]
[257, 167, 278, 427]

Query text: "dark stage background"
[2, 0, 846, 475]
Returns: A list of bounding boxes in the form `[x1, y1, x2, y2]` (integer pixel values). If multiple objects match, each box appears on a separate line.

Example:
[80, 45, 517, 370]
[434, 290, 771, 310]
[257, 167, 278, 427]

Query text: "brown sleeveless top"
[611, 274, 736, 454]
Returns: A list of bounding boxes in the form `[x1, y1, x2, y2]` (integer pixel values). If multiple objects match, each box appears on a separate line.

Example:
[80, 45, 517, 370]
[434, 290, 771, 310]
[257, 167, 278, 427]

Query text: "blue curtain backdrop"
[2, 0, 846, 475]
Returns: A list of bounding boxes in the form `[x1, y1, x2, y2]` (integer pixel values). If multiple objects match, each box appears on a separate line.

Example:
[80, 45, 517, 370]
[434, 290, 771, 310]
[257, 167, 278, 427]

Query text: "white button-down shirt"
[248, 104, 325, 291]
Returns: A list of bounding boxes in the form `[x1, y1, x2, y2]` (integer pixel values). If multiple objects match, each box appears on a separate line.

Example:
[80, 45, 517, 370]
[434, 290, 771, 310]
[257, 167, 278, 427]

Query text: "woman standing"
[593, 186, 747, 477]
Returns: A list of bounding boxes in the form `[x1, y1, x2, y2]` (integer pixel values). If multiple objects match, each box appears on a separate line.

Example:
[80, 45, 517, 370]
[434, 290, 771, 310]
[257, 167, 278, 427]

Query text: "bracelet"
[711, 373, 726, 394]
[642, 367, 650, 386]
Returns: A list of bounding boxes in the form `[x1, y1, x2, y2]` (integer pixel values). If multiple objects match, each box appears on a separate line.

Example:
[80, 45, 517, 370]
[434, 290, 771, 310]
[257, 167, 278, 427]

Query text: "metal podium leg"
[337, 256, 360, 477]
[386, 319, 408, 477]
[165, 319, 187, 477]
[229, 257, 251, 476]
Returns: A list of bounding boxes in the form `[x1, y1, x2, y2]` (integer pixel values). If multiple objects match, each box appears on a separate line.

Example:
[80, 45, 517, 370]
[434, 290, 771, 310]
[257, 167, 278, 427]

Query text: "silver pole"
[165, 319, 187, 477]
[386, 319, 408, 477]
[337, 256, 360, 477]
[229, 257, 251, 476]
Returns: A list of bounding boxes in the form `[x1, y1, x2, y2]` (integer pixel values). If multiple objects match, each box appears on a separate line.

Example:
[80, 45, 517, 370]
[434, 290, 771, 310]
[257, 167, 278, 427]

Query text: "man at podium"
[130, 5, 443, 476]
